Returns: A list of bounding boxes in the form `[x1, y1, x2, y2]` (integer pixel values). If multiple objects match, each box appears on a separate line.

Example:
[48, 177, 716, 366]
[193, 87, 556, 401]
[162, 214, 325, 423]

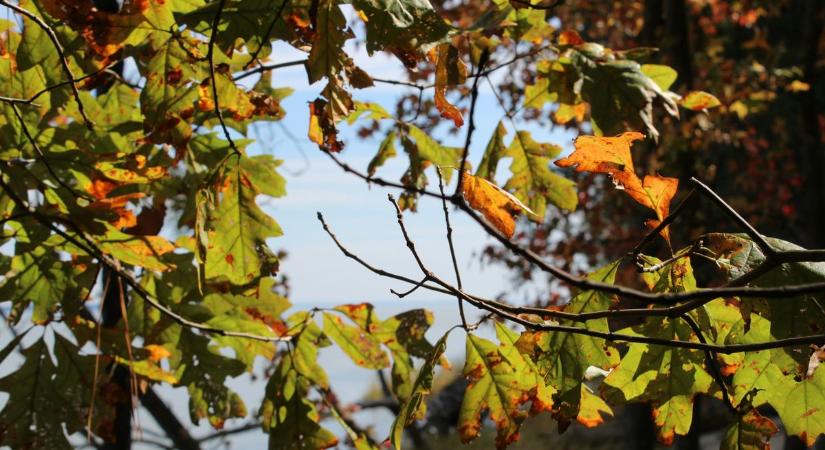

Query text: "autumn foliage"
[0, 0, 824, 449]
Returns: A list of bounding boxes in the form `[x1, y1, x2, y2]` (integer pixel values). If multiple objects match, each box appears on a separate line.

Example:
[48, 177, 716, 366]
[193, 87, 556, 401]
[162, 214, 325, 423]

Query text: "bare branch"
[437, 167, 469, 329]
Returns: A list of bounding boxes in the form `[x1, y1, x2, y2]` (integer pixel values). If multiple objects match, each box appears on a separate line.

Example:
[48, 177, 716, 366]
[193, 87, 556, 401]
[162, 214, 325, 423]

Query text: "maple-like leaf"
[202, 161, 283, 285]
[322, 312, 390, 369]
[459, 323, 555, 448]
[516, 261, 620, 424]
[555, 132, 678, 241]
[500, 130, 578, 218]
[720, 408, 778, 450]
[262, 352, 338, 450]
[603, 259, 713, 445]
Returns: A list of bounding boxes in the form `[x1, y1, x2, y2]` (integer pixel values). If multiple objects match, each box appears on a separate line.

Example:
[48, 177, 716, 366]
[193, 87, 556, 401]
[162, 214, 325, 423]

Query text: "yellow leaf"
[461, 173, 534, 238]
[678, 91, 721, 111]
[787, 80, 811, 92]
[553, 103, 587, 124]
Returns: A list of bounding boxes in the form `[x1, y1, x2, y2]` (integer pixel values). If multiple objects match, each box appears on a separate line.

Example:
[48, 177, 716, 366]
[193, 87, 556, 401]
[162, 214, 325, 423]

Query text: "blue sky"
[251, 39, 580, 307]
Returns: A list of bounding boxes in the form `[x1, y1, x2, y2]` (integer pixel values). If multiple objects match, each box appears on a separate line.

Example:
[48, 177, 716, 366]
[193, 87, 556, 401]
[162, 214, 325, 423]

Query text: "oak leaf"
[555, 132, 678, 241]
[429, 44, 467, 127]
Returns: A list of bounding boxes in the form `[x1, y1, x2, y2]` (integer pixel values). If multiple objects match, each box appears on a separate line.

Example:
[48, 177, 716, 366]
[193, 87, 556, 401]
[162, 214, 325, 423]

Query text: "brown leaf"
[429, 44, 467, 128]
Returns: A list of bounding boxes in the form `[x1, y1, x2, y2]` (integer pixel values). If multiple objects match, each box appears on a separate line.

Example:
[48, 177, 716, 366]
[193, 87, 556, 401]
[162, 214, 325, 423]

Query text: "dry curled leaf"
[461, 172, 534, 238]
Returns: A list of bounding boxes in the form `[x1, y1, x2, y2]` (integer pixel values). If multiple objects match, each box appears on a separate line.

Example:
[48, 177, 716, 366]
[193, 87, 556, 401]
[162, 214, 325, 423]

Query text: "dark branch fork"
[0, 0, 93, 129]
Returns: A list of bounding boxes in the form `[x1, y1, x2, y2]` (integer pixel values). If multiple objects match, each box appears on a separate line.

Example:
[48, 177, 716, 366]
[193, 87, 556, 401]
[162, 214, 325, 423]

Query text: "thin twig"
[690, 178, 777, 259]
[437, 167, 469, 329]
[10, 103, 93, 200]
[321, 195, 825, 354]
[207, 0, 242, 157]
[454, 49, 489, 197]
[391, 277, 429, 298]
[233, 59, 307, 82]
[244, 0, 291, 69]
[0, 0, 93, 129]
[323, 151, 825, 304]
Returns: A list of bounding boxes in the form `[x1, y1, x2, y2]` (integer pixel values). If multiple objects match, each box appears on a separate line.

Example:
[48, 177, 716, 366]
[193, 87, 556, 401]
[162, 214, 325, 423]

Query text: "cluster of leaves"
[0, 0, 823, 449]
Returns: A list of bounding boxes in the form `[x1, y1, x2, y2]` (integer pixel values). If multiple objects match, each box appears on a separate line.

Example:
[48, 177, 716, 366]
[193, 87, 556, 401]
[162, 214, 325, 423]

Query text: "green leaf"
[503, 130, 578, 217]
[367, 130, 398, 177]
[377, 309, 437, 400]
[768, 365, 825, 447]
[641, 64, 678, 91]
[352, 0, 454, 55]
[459, 322, 555, 448]
[702, 233, 825, 368]
[203, 160, 283, 285]
[476, 121, 507, 180]
[262, 353, 339, 450]
[0, 335, 112, 449]
[390, 329, 451, 450]
[516, 261, 620, 423]
[603, 316, 714, 445]
[575, 55, 678, 140]
[720, 409, 778, 450]
[323, 312, 390, 369]
[0, 243, 95, 324]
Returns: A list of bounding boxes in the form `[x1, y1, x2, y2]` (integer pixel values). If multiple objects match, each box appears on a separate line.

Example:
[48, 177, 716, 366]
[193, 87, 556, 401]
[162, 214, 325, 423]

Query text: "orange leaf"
[555, 132, 645, 176]
[461, 173, 534, 238]
[558, 30, 585, 46]
[555, 133, 678, 241]
[144, 344, 171, 362]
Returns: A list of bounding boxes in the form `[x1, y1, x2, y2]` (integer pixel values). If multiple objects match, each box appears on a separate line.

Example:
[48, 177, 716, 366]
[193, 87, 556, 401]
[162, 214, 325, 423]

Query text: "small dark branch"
[323, 155, 825, 304]
[630, 187, 697, 258]
[0, 96, 40, 106]
[0, 212, 29, 227]
[323, 150, 443, 200]
[0, 0, 93, 129]
[140, 388, 201, 450]
[244, 0, 291, 69]
[207, 0, 242, 157]
[197, 422, 260, 444]
[475, 45, 552, 79]
[690, 178, 777, 259]
[391, 276, 430, 298]
[454, 49, 490, 197]
[318, 203, 825, 353]
[372, 77, 431, 90]
[437, 167, 469, 329]
[388, 194, 433, 278]
[10, 103, 93, 200]
[0, 169, 292, 345]
[357, 398, 398, 411]
[233, 59, 307, 82]
[508, 0, 564, 10]
[680, 314, 736, 413]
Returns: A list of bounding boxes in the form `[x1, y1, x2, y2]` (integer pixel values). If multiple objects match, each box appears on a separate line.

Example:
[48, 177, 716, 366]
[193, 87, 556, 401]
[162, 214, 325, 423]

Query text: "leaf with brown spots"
[720, 409, 778, 450]
[322, 312, 390, 369]
[459, 323, 555, 449]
